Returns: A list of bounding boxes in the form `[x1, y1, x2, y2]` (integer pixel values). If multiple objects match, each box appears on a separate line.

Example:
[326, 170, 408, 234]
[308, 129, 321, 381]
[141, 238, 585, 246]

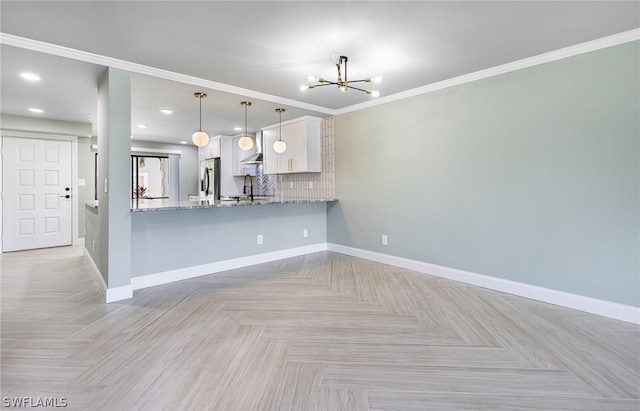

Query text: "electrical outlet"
[309, 181, 313, 189]
[303, 229, 308, 238]
[92, 240, 95, 252]
[257, 234, 263, 245]
[381, 235, 388, 245]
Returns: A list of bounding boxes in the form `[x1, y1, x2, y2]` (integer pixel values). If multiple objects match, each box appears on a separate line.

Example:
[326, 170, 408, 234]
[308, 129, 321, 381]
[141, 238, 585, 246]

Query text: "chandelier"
[300, 54, 382, 97]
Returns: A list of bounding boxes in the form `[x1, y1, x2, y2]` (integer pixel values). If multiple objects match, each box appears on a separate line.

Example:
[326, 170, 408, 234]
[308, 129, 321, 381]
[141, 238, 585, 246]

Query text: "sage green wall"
[328, 42, 639, 307]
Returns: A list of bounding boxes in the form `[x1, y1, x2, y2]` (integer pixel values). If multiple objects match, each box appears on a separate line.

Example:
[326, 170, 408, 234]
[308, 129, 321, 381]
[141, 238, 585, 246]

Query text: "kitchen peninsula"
[85, 115, 337, 302]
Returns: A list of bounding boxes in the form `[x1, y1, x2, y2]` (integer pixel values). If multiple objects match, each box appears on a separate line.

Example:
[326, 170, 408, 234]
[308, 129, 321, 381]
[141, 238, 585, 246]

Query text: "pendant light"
[273, 108, 286, 154]
[191, 92, 209, 147]
[238, 101, 254, 150]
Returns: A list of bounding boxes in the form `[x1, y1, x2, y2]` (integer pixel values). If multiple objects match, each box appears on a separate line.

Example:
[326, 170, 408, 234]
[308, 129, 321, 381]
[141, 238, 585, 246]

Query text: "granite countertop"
[130, 196, 337, 212]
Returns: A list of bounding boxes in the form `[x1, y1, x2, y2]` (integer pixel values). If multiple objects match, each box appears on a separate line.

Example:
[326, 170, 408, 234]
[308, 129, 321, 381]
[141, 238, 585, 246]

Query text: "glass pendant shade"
[238, 135, 254, 150]
[192, 131, 209, 147]
[273, 140, 286, 154]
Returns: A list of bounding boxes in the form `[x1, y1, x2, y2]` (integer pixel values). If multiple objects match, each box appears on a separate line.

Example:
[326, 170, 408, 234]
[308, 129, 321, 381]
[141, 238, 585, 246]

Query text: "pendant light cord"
[199, 96, 202, 131]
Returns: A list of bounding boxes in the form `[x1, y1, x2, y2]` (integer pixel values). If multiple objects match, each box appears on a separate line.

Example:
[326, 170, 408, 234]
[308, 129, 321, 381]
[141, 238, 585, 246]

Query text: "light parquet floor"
[1, 245, 639, 410]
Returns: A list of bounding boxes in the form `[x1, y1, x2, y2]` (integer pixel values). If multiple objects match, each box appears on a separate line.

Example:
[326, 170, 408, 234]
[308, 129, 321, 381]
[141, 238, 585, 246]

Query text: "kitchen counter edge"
[131, 197, 338, 212]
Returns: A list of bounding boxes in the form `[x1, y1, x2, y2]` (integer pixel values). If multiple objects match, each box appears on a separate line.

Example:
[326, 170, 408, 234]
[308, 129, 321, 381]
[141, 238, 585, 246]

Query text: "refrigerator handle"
[204, 167, 210, 195]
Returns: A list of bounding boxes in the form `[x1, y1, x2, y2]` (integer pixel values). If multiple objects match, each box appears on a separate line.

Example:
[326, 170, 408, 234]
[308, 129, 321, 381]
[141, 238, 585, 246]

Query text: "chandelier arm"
[312, 82, 336, 87]
[345, 85, 370, 93]
[346, 79, 370, 84]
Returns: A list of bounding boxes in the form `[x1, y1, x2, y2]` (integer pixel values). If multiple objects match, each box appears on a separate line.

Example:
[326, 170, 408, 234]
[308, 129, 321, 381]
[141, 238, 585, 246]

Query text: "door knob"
[60, 194, 71, 199]
[65, 187, 70, 191]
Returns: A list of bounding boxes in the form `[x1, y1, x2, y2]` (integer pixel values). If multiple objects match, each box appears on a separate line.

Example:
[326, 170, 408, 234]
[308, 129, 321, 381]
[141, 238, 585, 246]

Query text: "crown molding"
[0, 32, 336, 116]
[2, 29, 638, 117]
[335, 28, 640, 115]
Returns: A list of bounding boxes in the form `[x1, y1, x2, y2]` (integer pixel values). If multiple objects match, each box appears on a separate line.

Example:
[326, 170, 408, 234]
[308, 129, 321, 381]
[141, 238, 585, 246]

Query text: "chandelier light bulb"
[299, 84, 309, 92]
[371, 75, 383, 83]
[307, 74, 318, 82]
[370, 90, 380, 98]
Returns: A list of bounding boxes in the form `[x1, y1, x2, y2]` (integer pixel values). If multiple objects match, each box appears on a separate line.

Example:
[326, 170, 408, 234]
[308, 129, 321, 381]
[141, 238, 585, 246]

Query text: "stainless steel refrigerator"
[200, 158, 220, 200]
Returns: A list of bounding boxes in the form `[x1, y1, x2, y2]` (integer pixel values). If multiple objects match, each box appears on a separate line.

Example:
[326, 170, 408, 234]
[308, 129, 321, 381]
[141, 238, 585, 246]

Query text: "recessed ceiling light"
[180, 141, 187, 145]
[20, 73, 41, 82]
[28, 108, 44, 113]
[136, 124, 147, 129]
[160, 109, 173, 114]
[234, 127, 242, 131]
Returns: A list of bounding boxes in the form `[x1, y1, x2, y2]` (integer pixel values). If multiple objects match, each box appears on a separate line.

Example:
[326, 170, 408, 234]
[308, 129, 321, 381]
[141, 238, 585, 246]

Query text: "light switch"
[77, 178, 86, 187]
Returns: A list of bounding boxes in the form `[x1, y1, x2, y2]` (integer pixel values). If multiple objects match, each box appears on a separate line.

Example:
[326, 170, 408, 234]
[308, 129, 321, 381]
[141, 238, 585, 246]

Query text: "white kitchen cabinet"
[262, 116, 322, 174]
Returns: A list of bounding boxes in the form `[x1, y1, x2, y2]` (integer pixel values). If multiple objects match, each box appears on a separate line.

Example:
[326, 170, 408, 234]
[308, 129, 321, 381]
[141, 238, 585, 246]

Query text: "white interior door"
[2, 137, 72, 252]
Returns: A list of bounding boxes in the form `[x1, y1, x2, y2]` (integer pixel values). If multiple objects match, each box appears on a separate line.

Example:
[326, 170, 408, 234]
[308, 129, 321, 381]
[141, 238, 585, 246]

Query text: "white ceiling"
[1, 1, 638, 144]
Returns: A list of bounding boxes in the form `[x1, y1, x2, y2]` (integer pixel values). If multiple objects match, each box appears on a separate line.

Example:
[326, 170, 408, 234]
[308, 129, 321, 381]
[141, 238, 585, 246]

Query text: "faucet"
[243, 174, 254, 201]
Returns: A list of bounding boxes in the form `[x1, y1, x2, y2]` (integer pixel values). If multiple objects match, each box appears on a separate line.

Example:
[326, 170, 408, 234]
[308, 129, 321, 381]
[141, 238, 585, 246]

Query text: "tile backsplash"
[254, 116, 336, 199]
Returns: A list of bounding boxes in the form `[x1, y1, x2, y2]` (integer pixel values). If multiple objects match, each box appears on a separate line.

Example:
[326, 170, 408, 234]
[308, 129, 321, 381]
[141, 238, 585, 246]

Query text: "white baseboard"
[105, 284, 133, 302]
[131, 243, 328, 290]
[83, 249, 106, 298]
[83, 249, 133, 303]
[327, 243, 640, 325]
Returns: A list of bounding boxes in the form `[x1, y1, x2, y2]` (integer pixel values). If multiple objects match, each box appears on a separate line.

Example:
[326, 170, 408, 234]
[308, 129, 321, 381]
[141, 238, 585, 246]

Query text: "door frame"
[1, 131, 80, 252]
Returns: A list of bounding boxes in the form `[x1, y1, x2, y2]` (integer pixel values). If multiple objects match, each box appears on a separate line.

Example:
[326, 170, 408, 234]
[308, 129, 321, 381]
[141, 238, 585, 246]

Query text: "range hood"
[239, 131, 263, 163]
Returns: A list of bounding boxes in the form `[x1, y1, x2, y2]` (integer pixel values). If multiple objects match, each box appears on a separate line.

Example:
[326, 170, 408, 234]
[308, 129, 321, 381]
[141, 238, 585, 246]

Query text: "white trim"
[131, 146, 182, 155]
[327, 243, 640, 325]
[0, 33, 334, 116]
[131, 243, 328, 290]
[91, 144, 182, 156]
[83, 248, 106, 298]
[92, 144, 181, 155]
[106, 285, 133, 303]
[83, 248, 133, 303]
[335, 29, 640, 115]
[71, 137, 79, 246]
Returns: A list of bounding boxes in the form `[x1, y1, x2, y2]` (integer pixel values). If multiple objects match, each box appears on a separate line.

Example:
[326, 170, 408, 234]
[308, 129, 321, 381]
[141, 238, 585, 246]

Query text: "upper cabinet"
[263, 116, 322, 174]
